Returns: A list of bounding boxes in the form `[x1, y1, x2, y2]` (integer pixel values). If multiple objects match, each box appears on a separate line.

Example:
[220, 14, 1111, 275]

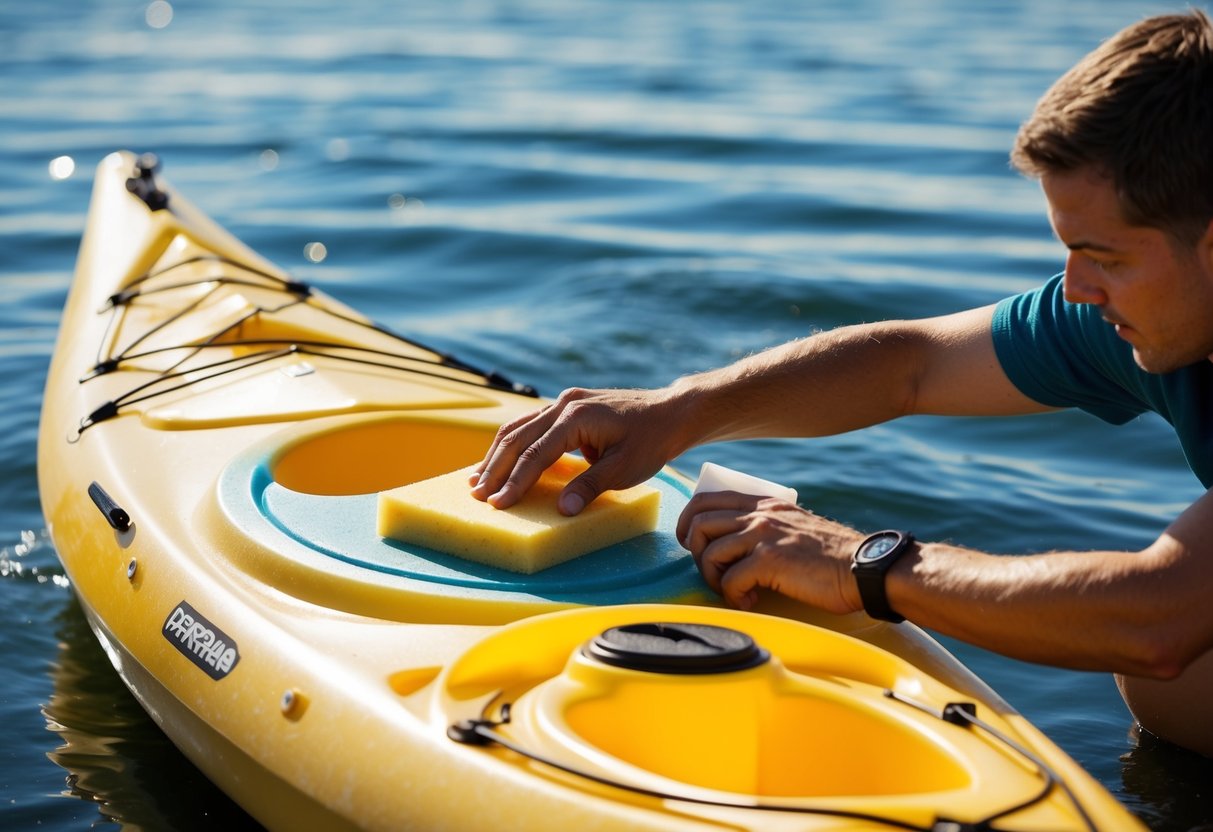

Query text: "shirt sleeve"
[990, 274, 1148, 425]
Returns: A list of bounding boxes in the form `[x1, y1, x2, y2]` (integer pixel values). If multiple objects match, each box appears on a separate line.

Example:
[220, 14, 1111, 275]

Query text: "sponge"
[376, 455, 661, 574]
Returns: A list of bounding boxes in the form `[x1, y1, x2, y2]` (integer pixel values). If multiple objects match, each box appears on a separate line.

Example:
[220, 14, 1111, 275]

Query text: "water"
[3, 0, 1212, 829]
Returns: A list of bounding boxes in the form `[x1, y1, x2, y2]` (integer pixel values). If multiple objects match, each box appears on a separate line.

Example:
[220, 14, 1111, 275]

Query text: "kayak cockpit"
[209, 414, 710, 623]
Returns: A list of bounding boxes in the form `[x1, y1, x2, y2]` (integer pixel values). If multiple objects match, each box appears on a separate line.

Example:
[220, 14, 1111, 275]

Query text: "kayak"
[37, 150, 1144, 831]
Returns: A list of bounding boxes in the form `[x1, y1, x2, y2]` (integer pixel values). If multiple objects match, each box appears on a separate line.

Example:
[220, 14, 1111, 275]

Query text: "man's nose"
[1062, 252, 1109, 306]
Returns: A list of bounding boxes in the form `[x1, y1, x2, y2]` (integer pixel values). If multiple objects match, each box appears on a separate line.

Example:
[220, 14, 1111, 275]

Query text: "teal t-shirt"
[991, 273, 1213, 488]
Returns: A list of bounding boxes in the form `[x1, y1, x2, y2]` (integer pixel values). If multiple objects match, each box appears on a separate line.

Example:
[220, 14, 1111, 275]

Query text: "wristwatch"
[850, 530, 915, 623]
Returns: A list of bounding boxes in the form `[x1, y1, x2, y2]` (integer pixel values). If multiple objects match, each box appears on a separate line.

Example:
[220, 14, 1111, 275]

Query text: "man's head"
[1012, 10, 1213, 247]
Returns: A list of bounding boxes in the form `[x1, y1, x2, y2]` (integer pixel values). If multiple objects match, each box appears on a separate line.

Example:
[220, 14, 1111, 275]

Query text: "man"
[470, 10, 1213, 757]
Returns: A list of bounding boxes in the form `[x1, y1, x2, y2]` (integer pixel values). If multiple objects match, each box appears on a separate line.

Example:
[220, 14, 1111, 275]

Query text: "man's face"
[1042, 169, 1213, 374]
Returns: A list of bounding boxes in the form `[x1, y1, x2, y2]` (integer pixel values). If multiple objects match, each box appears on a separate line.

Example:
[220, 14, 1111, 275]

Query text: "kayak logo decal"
[163, 601, 240, 680]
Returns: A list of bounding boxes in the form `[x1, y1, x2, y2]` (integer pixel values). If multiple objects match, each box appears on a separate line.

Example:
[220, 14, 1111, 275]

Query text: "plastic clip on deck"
[125, 152, 170, 211]
[447, 719, 500, 746]
[88, 481, 131, 532]
[942, 702, 979, 727]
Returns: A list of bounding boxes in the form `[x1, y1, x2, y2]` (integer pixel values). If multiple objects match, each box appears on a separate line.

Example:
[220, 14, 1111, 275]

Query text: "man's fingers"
[679, 509, 747, 559]
[675, 491, 760, 545]
[471, 390, 600, 503]
[558, 452, 635, 515]
[696, 533, 754, 595]
[559, 468, 606, 516]
[472, 407, 546, 477]
[469, 387, 671, 513]
[470, 410, 563, 503]
[484, 438, 572, 509]
[718, 554, 765, 610]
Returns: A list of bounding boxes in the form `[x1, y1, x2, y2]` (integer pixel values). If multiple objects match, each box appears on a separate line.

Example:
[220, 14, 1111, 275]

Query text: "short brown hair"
[1011, 10, 1213, 244]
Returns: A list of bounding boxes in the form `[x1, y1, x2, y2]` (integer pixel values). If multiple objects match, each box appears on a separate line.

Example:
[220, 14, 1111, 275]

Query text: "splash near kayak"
[37, 151, 1145, 831]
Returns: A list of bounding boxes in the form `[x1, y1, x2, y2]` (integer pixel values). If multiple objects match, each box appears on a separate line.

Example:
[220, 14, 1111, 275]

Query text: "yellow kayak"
[38, 150, 1144, 831]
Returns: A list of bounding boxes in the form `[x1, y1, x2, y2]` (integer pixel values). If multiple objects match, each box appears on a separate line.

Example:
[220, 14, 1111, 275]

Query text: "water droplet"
[145, 0, 173, 29]
[304, 242, 328, 263]
[48, 156, 75, 180]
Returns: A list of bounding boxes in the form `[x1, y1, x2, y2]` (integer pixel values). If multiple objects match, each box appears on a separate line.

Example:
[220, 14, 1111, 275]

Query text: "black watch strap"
[851, 530, 915, 623]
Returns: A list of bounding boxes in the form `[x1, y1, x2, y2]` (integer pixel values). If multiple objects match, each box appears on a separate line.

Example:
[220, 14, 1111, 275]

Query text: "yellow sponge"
[376, 455, 661, 574]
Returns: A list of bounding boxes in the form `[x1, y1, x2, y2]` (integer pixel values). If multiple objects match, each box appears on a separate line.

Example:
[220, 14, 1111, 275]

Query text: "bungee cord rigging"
[70, 254, 537, 441]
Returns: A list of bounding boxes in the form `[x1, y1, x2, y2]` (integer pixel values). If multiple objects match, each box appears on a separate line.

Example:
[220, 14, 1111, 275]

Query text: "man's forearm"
[666, 321, 922, 449]
[887, 539, 1201, 678]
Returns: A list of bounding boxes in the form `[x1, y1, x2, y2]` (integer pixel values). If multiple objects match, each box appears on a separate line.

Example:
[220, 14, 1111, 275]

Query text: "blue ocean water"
[3, 0, 1212, 829]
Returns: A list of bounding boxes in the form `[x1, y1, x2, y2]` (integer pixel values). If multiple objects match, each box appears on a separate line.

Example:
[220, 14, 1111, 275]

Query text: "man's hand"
[469, 386, 686, 514]
[677, 491, 865, 613]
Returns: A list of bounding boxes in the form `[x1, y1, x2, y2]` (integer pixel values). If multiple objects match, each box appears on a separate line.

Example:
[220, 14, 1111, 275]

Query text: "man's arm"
[654, 303, 1051, 444]
[680, 483, 1213, 679]
[472, 304, 1050, 512]
[889, 488, 1213, 678]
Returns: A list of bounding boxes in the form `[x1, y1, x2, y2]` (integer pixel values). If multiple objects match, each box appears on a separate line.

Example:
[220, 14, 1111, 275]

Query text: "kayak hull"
[37, 152, 1145, 831]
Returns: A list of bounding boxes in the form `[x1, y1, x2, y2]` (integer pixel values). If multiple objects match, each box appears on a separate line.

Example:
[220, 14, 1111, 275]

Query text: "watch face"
[856, 532, 900, 564]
